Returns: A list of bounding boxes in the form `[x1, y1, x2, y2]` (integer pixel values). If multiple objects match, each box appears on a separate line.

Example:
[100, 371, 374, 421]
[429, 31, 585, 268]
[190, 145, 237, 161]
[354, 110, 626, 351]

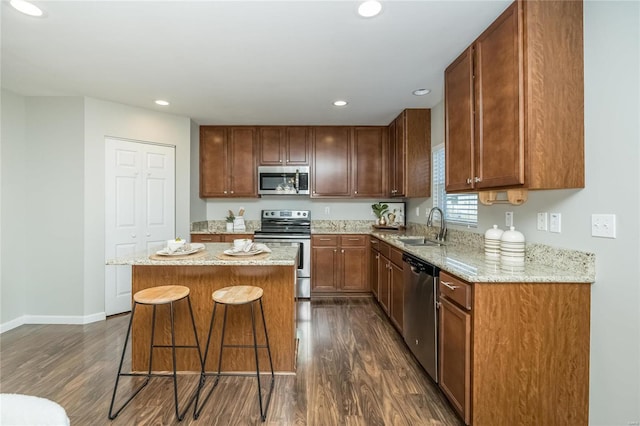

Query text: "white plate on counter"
[223, 249, 265, 256]
[156, 243, 205, 256]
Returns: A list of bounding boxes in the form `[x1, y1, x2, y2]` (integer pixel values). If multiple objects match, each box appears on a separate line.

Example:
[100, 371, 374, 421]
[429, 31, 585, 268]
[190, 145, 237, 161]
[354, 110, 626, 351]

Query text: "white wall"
[1, 90, 27, 325]
[190, 119, 207, 221]
[205, 198, 386, 222]
[0, 93, 192, 329]
[83, 98, 191, 316]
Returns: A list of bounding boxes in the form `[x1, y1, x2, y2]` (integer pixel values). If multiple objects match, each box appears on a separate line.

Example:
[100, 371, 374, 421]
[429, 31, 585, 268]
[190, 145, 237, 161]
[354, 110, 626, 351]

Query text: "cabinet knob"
[354, 191, 358, 195]
[146, 233, 151, 237]
[230, 190, 234, 194]
[131, 234, 136, 238]
[466, 178, 472, 184]
[223, 190, 228, 194]
[375, 254, 379, 259]
[474, 177, 481, 183]
[341, 249, 344, 253]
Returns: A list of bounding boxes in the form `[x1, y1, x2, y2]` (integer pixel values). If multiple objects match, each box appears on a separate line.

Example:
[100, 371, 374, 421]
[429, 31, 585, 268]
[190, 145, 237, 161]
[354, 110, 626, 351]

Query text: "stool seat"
[212, 285, 263, 305]
[134, 285, 190, 304]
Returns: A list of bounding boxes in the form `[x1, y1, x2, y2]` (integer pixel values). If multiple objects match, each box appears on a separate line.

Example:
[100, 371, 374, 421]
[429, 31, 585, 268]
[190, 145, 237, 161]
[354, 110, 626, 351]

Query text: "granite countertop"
[106, 243, 298, 266]
[371, 232, 595, 284]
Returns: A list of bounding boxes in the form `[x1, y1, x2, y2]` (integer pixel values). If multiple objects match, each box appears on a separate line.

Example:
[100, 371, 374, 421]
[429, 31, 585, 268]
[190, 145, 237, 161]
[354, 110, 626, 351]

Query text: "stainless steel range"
[253, 209, 311, 298]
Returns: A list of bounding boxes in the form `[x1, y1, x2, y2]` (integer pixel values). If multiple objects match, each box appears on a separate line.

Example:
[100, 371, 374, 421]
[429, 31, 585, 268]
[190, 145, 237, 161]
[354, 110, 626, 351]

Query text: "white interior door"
[105, 138, 175, 316]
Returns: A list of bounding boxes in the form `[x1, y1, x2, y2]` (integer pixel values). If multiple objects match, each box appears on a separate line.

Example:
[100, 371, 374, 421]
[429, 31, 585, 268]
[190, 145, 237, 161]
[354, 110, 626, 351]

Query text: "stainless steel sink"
[399, 237, 445, 247]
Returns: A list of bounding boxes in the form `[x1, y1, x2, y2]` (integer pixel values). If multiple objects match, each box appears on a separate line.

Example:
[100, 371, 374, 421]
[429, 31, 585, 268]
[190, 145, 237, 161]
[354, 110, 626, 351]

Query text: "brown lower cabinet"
[438, 271, 590, 425]
[190, 234, 253, 243]
[311, 234, 368, 293]
[370, 239, 403, 333]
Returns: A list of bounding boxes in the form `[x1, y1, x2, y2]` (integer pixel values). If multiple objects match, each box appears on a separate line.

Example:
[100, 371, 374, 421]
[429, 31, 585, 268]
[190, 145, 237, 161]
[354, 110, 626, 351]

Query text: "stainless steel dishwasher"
[403, 253, 439, 382]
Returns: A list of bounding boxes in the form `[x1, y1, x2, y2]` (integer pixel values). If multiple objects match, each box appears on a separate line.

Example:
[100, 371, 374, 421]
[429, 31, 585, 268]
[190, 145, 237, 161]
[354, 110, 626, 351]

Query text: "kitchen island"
[107, 243, 299, 373]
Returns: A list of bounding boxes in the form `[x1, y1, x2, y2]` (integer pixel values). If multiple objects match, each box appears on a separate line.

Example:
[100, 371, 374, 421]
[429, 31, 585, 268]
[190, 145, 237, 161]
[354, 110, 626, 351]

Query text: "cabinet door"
[445, 47, 475, 192]
[391, 115, 406, 197]
[439, 297, 471, 425]
[390, 261, 404, 331]
[311, 127, 351, 197]
[353, 127, 387, 198]
[377, 257, 390, 314]
[369, 249, 379, 299]
[228, 127, 258, 197]
[285, 127, 309, 166]
[200, 127, 228, 197]
[258, 127, 284, 165]
[474, 2, 524, 189]
[340, 246, 368, 292]
[311, 246, 338, 292]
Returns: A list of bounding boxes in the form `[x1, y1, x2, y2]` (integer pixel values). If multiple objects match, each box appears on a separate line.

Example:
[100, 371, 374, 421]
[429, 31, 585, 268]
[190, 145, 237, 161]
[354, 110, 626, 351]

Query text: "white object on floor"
[0, 393, 70, 426]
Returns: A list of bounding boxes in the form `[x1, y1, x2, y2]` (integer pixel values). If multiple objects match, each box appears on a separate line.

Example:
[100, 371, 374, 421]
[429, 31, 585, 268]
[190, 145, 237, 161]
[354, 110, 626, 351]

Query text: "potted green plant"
[225, 211, 235, 231]
[371, 202, 389, 225]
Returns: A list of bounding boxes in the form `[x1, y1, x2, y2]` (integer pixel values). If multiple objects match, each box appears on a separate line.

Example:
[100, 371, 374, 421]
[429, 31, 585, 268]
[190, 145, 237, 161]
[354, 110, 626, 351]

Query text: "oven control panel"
[261, 210, 310, 219]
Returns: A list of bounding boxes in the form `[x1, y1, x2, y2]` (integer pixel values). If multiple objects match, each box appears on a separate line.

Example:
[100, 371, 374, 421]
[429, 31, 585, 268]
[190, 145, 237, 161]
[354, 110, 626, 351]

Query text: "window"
[432, 144, 478, 227]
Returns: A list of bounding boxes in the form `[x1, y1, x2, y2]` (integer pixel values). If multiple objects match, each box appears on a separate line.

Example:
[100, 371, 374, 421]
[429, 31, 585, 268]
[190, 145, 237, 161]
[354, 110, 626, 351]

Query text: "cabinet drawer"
[191, 234, 222, 243]
[312, 235, 339, 246]
[378, 241, 390, 258]
[439, 272, 472, 311]
[370, 237, 380, 251]
[340, 235, 366, 247]
[390, 247, 404, 267]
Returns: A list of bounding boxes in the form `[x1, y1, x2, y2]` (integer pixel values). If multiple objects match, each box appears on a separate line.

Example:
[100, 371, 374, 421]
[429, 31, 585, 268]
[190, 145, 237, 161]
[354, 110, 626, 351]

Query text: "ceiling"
[1, 0, 511, 126]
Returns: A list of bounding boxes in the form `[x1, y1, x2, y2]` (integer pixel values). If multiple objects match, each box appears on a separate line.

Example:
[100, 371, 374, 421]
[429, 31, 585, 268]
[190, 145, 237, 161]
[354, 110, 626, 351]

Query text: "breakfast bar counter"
[108, 243, 299, 373]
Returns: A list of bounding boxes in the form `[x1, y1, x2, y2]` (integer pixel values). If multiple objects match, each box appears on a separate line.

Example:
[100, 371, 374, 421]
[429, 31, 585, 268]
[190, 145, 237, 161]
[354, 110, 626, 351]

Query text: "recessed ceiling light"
[10, 0, 43, 17]
[358, 0, 382, 18]
[333, 100, 348, 107]
[155, 100, 170, 106]
[412, 88, 431, 96]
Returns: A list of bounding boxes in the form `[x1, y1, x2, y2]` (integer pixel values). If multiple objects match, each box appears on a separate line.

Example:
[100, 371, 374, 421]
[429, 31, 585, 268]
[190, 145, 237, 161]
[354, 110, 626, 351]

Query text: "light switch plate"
[592, 214, 616, 238]
[505, 211, 513, 227]
[550, 213, 562, 233]
[537, 212, 548, 231]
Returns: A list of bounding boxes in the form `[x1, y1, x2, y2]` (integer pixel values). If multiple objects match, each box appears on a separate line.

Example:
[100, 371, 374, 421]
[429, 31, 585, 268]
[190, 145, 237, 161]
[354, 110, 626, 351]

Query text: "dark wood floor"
[0, 297, 462, 425]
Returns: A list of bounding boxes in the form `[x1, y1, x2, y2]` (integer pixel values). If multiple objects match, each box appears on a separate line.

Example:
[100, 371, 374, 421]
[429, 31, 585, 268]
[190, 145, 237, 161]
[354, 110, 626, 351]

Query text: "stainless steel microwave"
[258, 166, 310, 195]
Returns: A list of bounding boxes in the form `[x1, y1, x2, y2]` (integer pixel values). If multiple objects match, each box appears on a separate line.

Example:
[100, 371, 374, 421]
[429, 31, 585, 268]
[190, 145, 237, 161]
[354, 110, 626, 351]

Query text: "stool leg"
[108, 303, 151, 420]
[257, 298, 275, 421]
[215, 304, 229, 385]
[194, 301, 223, 420]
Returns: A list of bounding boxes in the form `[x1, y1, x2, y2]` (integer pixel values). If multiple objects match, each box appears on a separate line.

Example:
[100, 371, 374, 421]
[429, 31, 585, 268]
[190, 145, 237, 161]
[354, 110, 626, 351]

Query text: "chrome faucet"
[427, 207, 447, 242]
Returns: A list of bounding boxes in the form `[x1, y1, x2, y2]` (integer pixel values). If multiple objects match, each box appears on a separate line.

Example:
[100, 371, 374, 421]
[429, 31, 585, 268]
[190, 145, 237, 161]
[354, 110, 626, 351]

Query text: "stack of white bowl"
[500, 226, 525, 272]
[484, 225, 503, 264]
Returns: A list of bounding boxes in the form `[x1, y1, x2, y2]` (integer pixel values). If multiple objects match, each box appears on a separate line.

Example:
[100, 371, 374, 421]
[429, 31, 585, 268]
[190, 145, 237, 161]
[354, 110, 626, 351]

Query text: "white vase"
[226, 222, 233, 232]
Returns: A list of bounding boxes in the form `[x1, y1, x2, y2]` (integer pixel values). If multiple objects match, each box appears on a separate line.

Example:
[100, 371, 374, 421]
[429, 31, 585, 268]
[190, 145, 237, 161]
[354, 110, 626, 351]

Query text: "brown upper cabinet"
[258, 126, 309, 166]
[200, 126, 258, 198]
[445, 0, 584, 193]
[389, 109, 431, 198]
[352, 127, 388, 198]
[311, 126, 388, 198]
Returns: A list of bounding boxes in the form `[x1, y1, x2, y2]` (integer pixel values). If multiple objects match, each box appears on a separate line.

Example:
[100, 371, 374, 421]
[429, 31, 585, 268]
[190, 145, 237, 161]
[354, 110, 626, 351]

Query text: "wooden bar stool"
[109, 285, 203, 421]
[194, 285, 274, 422]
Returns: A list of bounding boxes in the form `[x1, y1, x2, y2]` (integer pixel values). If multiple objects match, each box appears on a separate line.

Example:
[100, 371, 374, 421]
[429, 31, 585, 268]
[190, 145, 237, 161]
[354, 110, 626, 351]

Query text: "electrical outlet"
[592, 214, 616, 238]
[416, 207, 420, 217]
[537, 212, 548, 231]
[550, 213, 562, 233]
[505, 211, 513, 227]
[324, 206, 330, 215]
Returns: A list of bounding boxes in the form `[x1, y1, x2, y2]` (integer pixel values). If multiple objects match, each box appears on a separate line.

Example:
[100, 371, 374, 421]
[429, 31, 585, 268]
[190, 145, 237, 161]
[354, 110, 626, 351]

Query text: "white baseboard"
[0, 312, 106, 334]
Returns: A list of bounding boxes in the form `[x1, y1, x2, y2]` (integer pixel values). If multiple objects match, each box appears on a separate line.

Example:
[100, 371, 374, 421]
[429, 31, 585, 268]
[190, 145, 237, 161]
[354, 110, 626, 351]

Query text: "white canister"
[484, 225, 504, 240]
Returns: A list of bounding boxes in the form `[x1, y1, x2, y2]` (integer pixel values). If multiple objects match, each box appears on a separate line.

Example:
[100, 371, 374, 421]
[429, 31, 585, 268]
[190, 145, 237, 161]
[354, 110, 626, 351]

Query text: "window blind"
[432, 145, 478, 227]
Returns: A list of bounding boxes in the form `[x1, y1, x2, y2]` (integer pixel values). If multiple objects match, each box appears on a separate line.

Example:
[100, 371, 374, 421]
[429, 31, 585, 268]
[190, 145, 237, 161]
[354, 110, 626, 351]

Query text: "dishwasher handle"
[402, 254, 436, 275]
